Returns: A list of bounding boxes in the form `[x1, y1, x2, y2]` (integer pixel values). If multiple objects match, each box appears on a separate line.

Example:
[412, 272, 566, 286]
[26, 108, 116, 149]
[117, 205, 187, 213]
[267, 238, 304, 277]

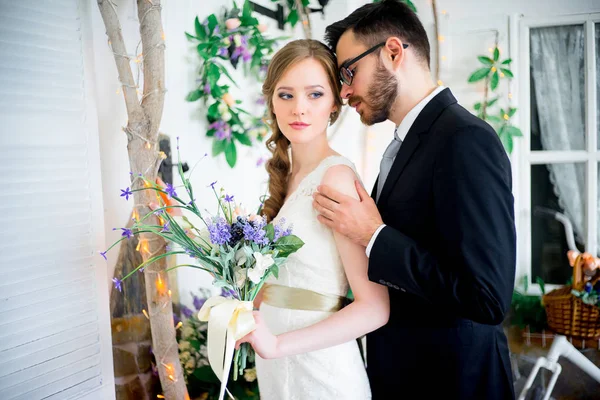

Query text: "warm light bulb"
[503, 114, 509, 120]
[500, 72, 505, 78]
[491, 67, 497, 72]
[156, 275, 167, 295]
[175, 321, 183, 329]
[438, 35, 445, 42]
[168, 289, 172, 298]
[142, 309, 150, 319]
[437, 80, 443, 86]
[168, 374, 175, 382]
[441, 56, 447, 61]
[145, 141, 152, 149]
[441, 10, 447, 15]
[508, 93, 513, 99]
[488, 47, 493, 53]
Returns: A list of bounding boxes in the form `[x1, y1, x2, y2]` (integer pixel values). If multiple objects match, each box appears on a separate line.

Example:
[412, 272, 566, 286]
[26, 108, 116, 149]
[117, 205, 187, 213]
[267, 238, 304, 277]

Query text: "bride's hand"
[235, 311, 280, 359]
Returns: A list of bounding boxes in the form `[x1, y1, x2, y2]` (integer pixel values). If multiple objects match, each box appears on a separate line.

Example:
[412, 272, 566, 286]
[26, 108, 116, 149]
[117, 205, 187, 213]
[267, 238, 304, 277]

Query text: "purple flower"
[256, 97, 266, 105]
[203, 83, 211, 94]
[207, 217, 232, 245]
[274, 218, 293, 241]
[224, 194, 234, 203]
[213, 25, 220, 35]
[181, 305, 193, 318]
[243, 218, 269, 245]
[99, 251, 108, 260]
[220, 287, 238, 299]
[242, 48, 252, 63]
[176, 136, 180, 150]
[112, 277, 122, 292]
[193, 295, 206, 311]
[114, 227, 133, 239]
[208, 181, 217, 189]
[188, 198, 196, 206]
[209, 120, 231, 140]
[173, 312, 181, 326]
[160, 222, 170, 233]
[120, 187, 133, 201]
[165, 183, 177, 199]
[218, 47, 228, 57]
[256, 157, 265, 167]
[585, 282, 592, 294]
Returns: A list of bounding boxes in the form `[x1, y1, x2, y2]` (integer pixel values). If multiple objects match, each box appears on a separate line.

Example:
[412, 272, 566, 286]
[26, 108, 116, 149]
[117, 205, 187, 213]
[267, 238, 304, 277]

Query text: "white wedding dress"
[255, 155, 372, 400]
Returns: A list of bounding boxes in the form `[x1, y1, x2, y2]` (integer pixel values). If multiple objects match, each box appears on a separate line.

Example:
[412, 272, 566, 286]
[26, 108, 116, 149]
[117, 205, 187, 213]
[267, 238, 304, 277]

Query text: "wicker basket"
[542, 254, 600, 339]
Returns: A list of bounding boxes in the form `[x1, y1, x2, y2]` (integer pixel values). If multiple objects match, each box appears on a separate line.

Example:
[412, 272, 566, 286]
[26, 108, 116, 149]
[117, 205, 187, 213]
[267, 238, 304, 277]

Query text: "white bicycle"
[517, 207, 600, 400]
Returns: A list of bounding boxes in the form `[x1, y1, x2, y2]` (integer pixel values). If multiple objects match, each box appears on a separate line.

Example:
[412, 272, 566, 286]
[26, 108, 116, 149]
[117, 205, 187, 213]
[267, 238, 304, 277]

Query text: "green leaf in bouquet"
[265, 223, 275, 242]
[193, 365, 220, 384]
[473, 102, 481, 111]
[274, 235, 304, 257]
[212, 138, 227, 156]
[207, 63, 221, 86]
[501, 58, 512, 65]
[493, 47, 500, 62]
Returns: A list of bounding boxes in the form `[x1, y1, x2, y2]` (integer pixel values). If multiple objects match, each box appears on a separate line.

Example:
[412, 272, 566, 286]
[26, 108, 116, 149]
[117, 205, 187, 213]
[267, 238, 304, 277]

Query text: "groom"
[313, 1, 516, 399]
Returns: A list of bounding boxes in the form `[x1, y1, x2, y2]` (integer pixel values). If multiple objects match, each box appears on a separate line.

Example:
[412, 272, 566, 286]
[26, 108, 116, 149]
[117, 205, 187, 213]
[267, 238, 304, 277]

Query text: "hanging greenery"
[468, 47, 523, 154]
[186, 1, 285, 167]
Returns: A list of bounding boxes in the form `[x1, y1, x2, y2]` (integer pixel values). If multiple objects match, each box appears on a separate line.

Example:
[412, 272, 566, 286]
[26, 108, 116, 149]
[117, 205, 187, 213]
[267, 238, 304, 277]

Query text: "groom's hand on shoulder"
[313, 168, 382, 247]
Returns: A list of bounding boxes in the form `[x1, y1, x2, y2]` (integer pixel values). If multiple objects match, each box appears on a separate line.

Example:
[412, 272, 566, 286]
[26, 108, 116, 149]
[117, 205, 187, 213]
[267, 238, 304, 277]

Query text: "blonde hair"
[261, 39, 343, 222]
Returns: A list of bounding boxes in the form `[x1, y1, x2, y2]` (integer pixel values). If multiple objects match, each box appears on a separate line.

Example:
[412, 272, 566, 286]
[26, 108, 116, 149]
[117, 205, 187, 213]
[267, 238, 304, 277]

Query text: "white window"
[517, 13, 600, 290]
[0, 1, 114, 398]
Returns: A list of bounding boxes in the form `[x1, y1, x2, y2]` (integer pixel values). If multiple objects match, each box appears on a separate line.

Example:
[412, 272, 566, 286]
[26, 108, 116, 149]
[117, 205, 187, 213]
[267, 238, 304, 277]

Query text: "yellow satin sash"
[262, 283, 345, 312]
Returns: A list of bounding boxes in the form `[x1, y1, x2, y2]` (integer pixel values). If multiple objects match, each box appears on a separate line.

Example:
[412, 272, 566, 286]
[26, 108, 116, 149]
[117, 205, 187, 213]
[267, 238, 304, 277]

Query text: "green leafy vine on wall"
[185, 1, 285, 167]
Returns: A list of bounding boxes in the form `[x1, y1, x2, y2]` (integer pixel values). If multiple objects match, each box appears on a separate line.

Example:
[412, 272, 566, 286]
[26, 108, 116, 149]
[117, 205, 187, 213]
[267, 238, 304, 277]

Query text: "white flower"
[182, 326, 195, 339]
[178, 340, 190, 351]
[247, 252, 274, 283]
[233, 34, 242, 46]
[235, 248, 247, 266]
[180, 351, 191, 361]
[234, 266, 247, 288]
[248, 129, 258, 140]
[244, 367, 257, 382]
[185, 358, 195, 370]
[222, 111, 232, 121]
[218, 102, 228, 114]
[254, 252, 274, 270]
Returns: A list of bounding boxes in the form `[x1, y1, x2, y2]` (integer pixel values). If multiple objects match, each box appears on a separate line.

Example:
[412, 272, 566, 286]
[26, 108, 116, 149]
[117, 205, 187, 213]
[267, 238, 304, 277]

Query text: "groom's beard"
[350, 61, 398, 126]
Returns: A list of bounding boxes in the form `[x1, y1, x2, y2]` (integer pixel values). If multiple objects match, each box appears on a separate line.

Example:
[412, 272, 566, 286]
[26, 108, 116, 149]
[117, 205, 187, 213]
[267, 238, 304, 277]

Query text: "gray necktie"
[376, 128, 402, 201]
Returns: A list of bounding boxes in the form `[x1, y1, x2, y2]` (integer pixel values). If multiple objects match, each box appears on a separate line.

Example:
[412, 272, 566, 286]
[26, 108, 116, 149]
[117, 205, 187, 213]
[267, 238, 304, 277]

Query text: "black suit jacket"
[366, 89, 516, 400]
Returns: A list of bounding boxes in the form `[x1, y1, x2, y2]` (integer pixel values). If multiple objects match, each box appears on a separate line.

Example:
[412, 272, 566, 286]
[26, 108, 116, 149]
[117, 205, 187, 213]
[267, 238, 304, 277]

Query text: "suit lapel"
[376, 88, 458, 205]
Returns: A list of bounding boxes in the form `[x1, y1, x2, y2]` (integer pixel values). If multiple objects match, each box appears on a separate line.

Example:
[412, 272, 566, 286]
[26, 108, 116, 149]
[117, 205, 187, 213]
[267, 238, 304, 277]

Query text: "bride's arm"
[238, 165, 390, 359]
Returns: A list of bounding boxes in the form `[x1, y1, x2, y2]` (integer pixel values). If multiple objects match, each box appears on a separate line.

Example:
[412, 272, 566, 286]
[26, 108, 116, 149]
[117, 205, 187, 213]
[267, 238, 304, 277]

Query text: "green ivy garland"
[185, 1, 285, 167]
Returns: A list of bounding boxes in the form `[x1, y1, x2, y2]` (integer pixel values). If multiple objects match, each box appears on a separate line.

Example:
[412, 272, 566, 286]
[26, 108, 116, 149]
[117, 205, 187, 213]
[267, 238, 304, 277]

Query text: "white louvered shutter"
[0, 0, 114, 399]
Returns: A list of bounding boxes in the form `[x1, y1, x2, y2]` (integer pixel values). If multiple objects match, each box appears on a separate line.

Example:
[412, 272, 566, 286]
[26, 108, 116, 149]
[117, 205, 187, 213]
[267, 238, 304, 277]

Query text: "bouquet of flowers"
[103, 139, 304, 399]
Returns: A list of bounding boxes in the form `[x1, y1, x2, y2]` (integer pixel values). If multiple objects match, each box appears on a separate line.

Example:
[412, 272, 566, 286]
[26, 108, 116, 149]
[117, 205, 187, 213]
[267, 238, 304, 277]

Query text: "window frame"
[517, 13, 600, 294]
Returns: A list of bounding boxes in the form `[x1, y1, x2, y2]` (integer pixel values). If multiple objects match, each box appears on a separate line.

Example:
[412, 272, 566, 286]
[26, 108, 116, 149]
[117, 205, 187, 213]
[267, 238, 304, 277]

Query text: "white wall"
[93, 0, 600, 310]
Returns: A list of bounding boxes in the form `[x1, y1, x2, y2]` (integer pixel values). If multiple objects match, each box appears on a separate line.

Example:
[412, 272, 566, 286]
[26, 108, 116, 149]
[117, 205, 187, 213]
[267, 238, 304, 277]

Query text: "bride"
[236, 39, 390, 399]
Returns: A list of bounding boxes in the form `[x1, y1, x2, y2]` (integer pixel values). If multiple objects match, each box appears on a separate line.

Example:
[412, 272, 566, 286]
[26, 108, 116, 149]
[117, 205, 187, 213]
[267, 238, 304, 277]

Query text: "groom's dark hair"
[325, 0, 430, 68]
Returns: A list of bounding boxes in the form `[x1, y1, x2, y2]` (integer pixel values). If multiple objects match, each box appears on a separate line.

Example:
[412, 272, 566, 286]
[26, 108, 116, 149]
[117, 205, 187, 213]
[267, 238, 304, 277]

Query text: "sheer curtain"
[530, 25, 588, 249]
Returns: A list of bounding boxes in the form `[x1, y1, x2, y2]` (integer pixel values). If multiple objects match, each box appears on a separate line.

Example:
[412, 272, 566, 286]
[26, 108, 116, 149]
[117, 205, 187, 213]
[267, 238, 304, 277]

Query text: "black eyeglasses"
[339, 42, 409, 86]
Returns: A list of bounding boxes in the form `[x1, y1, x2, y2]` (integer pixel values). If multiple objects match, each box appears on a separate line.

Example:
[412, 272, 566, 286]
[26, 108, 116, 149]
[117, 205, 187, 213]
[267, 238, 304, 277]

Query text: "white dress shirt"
[366, 86, 446, 257]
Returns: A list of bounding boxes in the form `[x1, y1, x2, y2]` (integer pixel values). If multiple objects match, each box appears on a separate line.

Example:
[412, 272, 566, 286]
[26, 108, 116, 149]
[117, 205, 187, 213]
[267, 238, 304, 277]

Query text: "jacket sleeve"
[368, 126, 516, 325]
